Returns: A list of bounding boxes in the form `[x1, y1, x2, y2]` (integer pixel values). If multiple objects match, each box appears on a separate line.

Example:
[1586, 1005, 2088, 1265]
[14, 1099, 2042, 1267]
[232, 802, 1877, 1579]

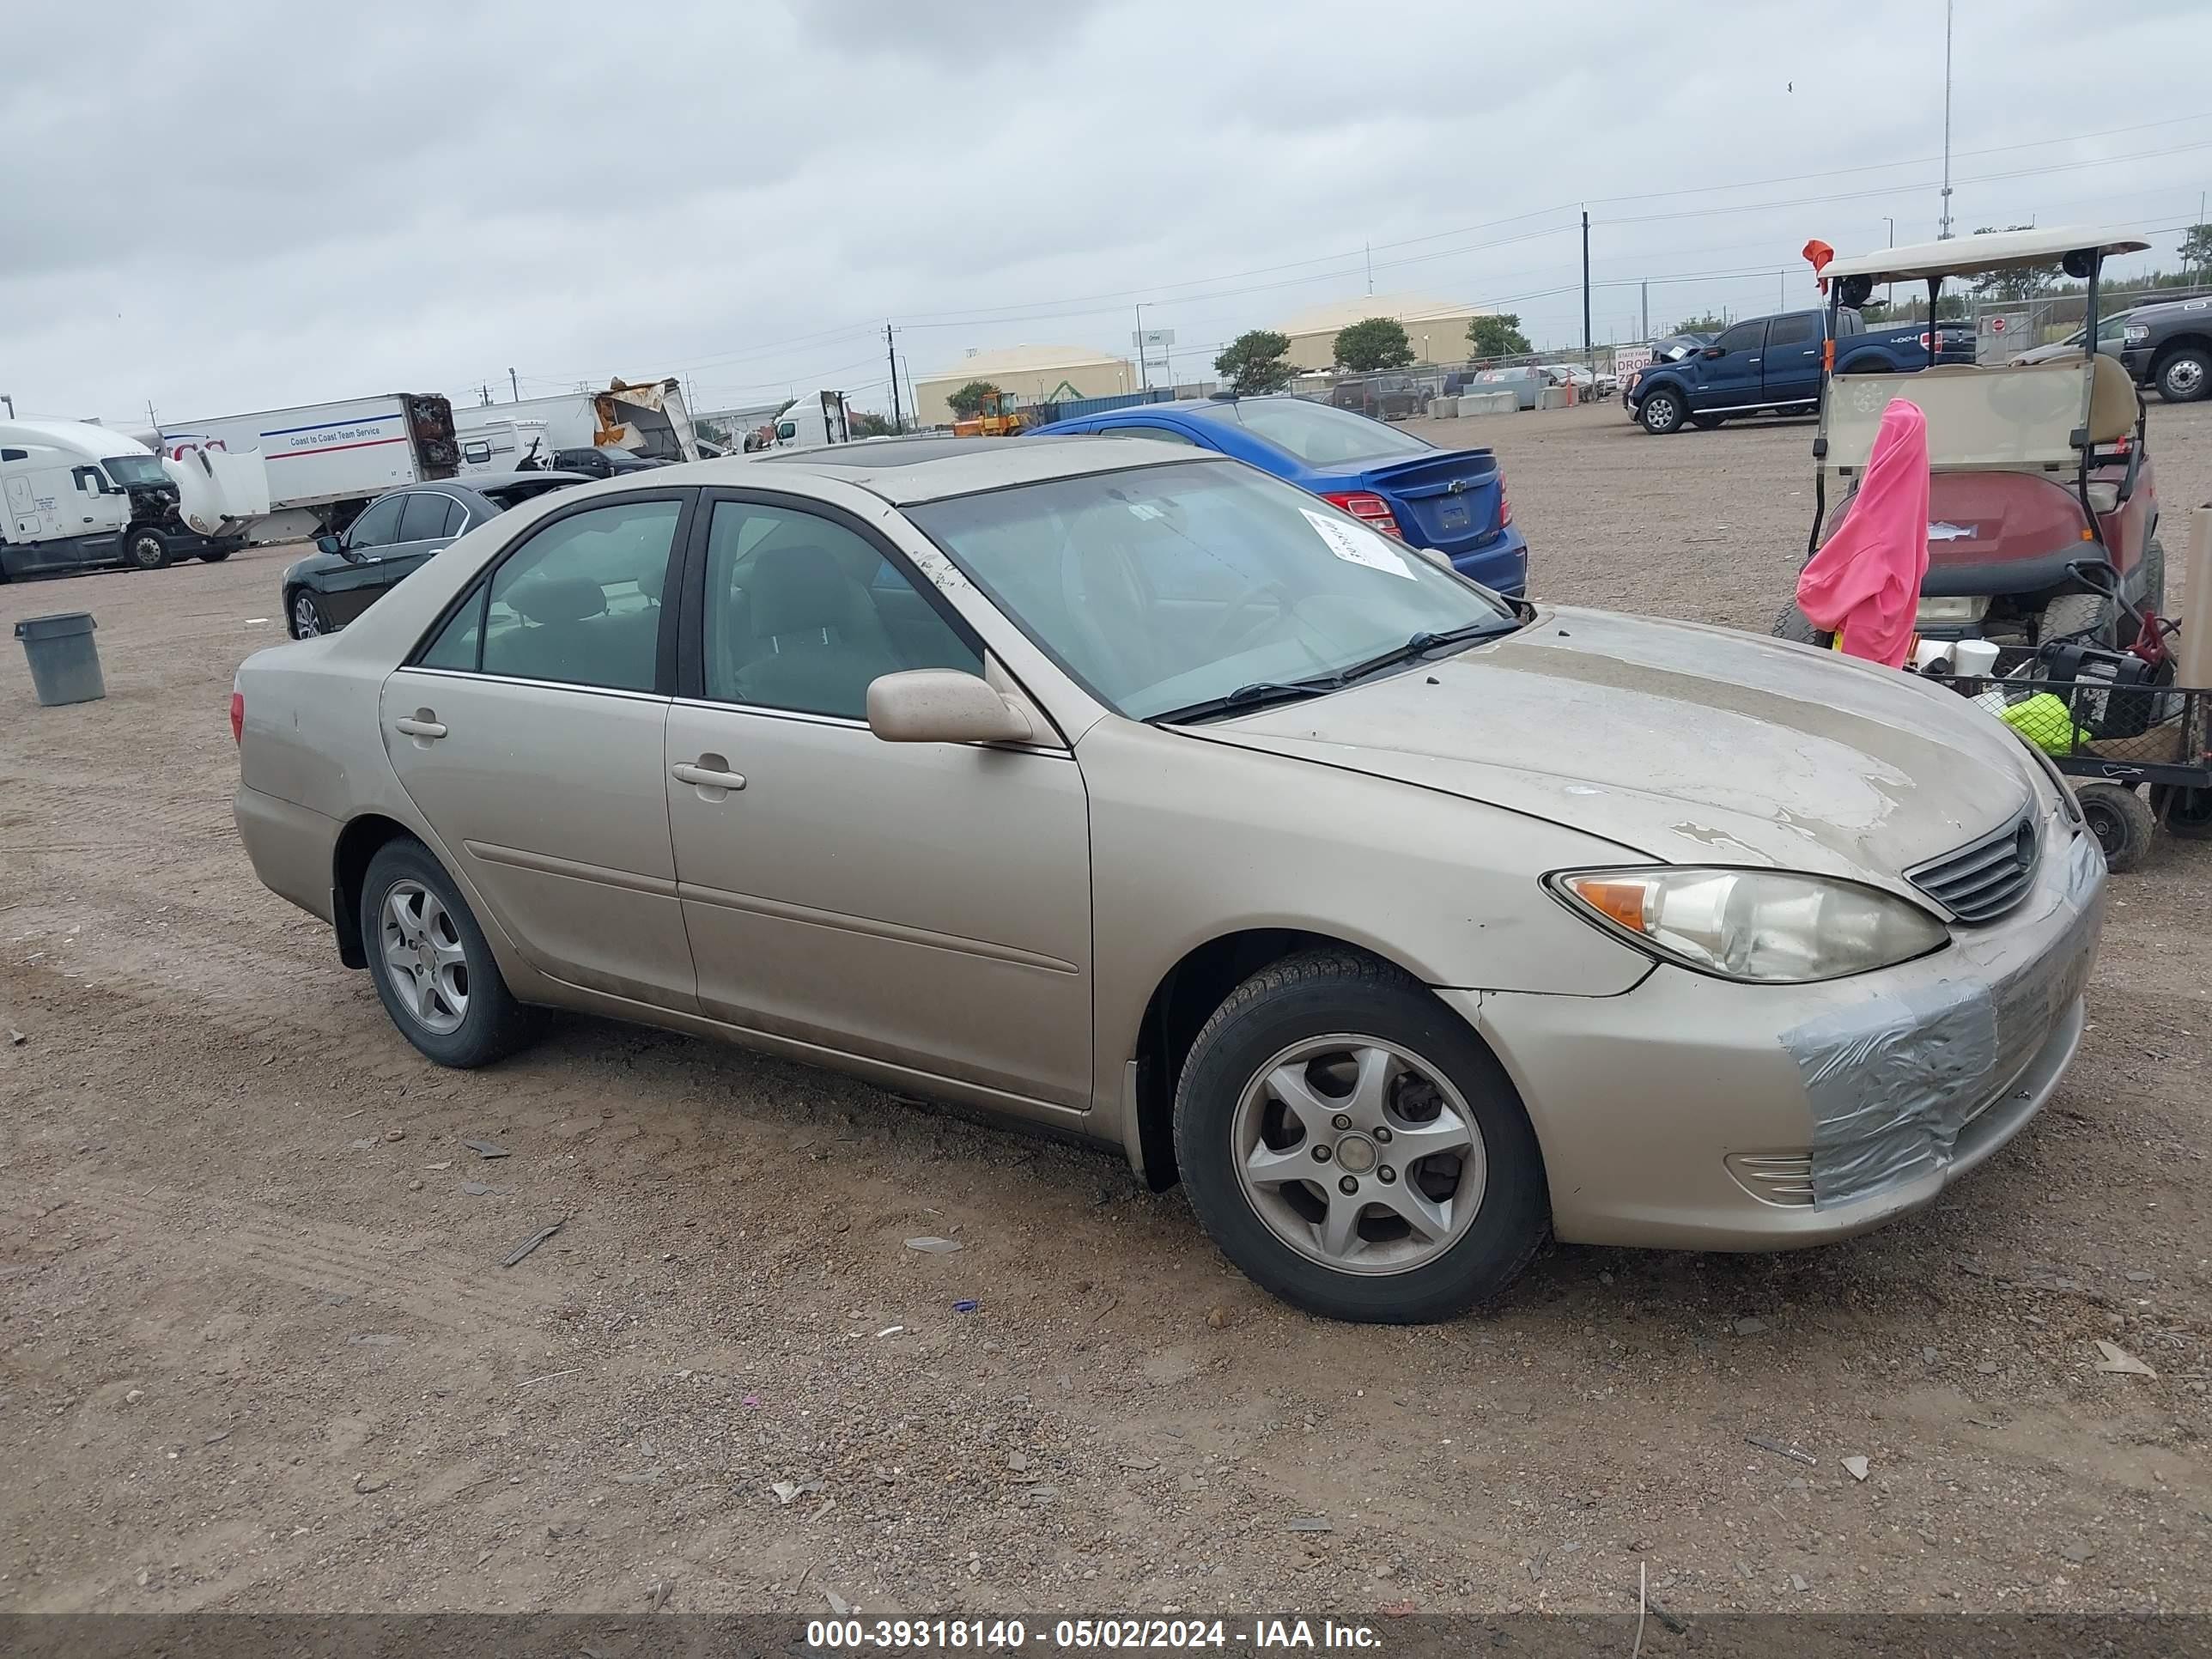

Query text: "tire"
[2149, 785, 2212, 842]
[125, 527, 171, 571]
[289, 588, 331, 640]
[1638, 390, 1686, 434]
[2155, 346, 2209, 404]
[358, 839, 533, 1068]
[2037, 590, 2117, 649]
[1771, 600, 1832, 648]
[1688, 413, 1726, 430]
[1171, 949, 1549, 1324]
[2075, 782, 2154, 873]
[198, 548, 234, 563]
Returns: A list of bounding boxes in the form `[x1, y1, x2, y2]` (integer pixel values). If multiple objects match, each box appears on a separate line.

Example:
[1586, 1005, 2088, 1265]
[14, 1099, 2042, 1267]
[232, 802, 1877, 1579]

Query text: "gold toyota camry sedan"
[233, 435, 2105, 1322]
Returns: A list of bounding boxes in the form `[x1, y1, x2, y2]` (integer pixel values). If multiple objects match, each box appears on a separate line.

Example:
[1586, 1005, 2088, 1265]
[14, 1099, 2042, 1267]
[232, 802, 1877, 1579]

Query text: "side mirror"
[317, 533, 343, 555]
[1700, 345, 1725, 360]
[866, 669, 1035, 745]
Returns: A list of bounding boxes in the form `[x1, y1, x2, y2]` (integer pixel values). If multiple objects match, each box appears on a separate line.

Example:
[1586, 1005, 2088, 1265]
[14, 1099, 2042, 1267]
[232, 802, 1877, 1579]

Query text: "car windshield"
[906, 460, 1517, 722]
[1200, 398, 1429, 468]
[101, 454, 167, 486]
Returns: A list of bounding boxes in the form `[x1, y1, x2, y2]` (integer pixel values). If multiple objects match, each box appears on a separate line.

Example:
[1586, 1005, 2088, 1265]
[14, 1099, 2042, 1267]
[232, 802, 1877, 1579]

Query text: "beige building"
[1274, 292, 1487, 370]
[912, 343, 1139, 427]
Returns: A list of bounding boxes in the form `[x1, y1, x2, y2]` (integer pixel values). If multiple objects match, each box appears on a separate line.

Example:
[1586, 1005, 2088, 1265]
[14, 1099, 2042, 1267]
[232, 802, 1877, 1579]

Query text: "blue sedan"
[1026, 394, 1526, 595]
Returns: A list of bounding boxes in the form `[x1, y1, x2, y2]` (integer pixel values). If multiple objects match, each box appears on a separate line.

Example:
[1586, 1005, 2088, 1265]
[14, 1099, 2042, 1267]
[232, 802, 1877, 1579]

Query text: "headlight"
[1549, 866, 1948, 982]
[2124, 325, 2148, 343]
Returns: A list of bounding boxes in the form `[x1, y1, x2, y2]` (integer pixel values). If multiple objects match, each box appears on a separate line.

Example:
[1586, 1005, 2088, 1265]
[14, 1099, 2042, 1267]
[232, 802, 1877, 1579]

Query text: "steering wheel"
[1200, 577, 1293, 656]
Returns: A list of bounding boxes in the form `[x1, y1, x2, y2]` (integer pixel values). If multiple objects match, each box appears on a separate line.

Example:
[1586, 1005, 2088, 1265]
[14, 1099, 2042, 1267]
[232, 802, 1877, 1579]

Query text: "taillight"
[229, 688, 244, 746]
[1498, 489, 1513, 528]
[1321, 491, 1402, 538]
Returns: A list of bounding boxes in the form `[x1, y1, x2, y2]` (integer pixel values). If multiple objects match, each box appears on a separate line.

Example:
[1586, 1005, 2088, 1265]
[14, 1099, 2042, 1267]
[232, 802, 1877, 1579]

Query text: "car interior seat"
[729, 544, 902, 717]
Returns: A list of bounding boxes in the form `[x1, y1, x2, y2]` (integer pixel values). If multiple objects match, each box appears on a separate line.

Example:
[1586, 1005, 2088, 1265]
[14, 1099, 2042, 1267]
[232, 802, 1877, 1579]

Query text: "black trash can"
[14, 612, 106, 706]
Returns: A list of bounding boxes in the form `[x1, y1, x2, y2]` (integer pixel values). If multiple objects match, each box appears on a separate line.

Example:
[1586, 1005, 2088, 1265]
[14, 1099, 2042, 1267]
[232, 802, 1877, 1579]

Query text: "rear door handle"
[394, 715, 447, 739]
[672, 760, 745, 791]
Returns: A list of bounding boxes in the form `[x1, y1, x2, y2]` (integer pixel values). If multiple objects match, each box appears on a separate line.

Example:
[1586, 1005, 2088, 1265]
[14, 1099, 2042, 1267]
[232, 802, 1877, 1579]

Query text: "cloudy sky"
[7, 0, 2211, 426]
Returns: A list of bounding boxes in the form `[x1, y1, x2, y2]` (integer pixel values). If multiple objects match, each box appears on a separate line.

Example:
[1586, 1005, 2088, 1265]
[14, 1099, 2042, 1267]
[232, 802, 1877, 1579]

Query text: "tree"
[1968, 224, 2045, 301]
[1466, 313, 1532, 359]
[2182, 222, 2212, 277]
[945, 380, 1000, 420]
[1332, 317, 1414, 372]
[1670, 310, 1730, 336]
[849, 410, 897, 438]
[1213, 330, 1297, 395]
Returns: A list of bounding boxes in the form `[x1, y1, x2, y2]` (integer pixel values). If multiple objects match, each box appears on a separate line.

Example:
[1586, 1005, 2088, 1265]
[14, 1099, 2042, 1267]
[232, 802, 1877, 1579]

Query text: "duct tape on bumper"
[1781, 830, 2101, 1208]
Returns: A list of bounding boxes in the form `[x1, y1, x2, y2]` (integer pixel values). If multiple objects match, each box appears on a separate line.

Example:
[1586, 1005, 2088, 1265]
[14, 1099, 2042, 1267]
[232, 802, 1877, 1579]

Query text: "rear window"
[1201, 398, 1430, 468]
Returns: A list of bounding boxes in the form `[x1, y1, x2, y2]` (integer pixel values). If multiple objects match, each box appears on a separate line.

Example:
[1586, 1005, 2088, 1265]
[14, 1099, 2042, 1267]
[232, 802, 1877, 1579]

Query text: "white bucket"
[1952, 639, 2000, 678]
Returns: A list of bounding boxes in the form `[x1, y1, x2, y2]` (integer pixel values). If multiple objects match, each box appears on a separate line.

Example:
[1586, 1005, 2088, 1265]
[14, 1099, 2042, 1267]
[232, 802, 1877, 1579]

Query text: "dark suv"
[2117, 295, 2212, 404]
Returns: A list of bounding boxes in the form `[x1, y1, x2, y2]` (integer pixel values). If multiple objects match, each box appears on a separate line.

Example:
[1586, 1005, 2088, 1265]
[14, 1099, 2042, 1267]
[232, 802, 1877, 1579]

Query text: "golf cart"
[1775, 226, 2163, 654]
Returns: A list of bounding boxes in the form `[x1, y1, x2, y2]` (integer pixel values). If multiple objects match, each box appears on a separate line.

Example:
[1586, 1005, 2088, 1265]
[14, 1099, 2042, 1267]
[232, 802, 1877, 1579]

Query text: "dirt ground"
[3, 401, 2209, 1620]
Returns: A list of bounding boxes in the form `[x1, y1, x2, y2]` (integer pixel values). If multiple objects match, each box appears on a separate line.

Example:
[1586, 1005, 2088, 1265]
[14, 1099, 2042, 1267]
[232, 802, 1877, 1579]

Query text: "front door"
[1695, 318, 1768, 410]
[663, 492, 1094, 1109]
[382, 489, 699, 1012]
[1759, 313, 1824, 407]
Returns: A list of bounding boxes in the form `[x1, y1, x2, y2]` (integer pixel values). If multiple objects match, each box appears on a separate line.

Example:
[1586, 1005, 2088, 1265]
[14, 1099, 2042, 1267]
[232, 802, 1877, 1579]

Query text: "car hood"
[1193, 605, 2042, 887]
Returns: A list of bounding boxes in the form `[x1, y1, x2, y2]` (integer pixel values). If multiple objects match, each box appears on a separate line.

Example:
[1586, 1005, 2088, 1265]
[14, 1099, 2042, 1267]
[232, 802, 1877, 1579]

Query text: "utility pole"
[146, 400, 158, 430]
[1134, 303, 1147, 390]
[885, 321, 902, 431]
[1938, 0, 1955, 239]
[1365, 243, 1373, 295]
[509, 367, 520, 402]
[1639, 280, 1649, 343]
[1580, 210, 1591, 362]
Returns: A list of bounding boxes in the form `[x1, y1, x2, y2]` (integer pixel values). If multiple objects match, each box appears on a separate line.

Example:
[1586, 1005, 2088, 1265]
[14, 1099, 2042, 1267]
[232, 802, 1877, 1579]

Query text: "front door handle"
[672, 759, 745, 792]
[394, 714, 447, 739]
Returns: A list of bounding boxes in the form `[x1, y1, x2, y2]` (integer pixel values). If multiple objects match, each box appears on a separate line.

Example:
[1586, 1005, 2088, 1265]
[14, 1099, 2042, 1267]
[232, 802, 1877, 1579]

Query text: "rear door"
[1759, 313, 1823, 406]
[380, 489, 697, 1011]
[1695, 319, 1768, 410]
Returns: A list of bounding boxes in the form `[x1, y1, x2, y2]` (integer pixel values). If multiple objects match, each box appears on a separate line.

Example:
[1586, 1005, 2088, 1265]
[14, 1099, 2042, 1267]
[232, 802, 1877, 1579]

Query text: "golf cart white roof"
[1826, 225, 2150, 284]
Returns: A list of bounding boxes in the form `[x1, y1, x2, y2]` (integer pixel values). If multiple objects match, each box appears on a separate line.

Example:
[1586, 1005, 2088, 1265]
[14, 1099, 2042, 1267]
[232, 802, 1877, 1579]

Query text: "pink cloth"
[1795, 398, 1930, 667]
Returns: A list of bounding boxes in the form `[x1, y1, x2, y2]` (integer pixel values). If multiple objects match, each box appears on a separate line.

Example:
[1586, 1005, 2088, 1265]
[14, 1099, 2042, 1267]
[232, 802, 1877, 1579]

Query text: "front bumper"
[1455, 809, 2106, 1250]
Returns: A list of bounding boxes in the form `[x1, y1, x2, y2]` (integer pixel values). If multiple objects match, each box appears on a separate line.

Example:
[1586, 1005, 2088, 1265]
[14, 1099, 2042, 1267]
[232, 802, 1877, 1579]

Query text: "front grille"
[1908, 811, 2039, 923]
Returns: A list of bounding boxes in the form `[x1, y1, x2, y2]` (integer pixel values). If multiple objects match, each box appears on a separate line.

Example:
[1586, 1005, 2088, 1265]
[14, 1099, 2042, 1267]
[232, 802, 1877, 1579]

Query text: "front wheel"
[125, 528, 171, 571]
[289, 589, 331, 639]
[1638, 390, 1686, 434]
[2156, 347, 2209, 404]
[1173, 950, 1549, 1324]
[1771, 600, 1832, 647]
[2076, 781, 2154, 872]
[359, 839, 534, 1067]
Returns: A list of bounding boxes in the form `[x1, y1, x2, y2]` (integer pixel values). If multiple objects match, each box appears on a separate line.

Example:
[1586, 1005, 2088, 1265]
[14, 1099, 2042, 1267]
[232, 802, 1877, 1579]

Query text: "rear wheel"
[1771, 600, 1832, 648]
[2076, 782, 2154, 872]
[125, 527, 171, 571]
[198, 548, 234, 563]
[2155, 347, 2209, 404]
[1173, 950, 1549, 1324]
[2149, 784, 2212, 841]
[1638, 390, 1686, 434]
[359, 840, 533, 1067]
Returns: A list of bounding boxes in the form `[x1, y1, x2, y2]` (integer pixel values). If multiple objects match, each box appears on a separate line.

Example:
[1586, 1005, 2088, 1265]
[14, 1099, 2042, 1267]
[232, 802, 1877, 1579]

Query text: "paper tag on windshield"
[1300, 507, 1414, 580]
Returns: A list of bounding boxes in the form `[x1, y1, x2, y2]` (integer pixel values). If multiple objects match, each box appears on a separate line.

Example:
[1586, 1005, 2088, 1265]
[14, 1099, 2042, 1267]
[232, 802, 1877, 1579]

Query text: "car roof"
[445, 470, 592, 490]
[648, 434, 1217, 505]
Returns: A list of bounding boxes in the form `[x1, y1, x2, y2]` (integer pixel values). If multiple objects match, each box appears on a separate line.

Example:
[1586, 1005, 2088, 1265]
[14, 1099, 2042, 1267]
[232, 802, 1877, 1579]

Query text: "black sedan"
[548, 447, 671, 479]
[282, 472, 586, 638]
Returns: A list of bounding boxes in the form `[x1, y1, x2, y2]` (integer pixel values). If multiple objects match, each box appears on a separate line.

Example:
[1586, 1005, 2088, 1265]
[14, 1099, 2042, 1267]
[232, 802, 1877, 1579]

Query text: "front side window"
[699, 500, 979, 720]
[477, 497, 682, 691]
[907, 461, 1516, 722]
[344, 494, 405, 549]
[1712, 321, 1764, 355]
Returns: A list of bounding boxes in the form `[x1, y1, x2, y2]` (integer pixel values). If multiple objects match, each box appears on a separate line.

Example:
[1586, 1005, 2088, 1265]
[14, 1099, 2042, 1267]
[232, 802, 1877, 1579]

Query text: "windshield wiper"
[1147, 679, 1336, 725]
[1331, 618, 1516, 684]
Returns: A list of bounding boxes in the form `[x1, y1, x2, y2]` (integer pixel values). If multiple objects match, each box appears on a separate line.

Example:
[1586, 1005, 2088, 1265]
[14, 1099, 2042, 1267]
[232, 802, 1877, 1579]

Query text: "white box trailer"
[485, 378, 702, 465]
[160, 392, 459, 541]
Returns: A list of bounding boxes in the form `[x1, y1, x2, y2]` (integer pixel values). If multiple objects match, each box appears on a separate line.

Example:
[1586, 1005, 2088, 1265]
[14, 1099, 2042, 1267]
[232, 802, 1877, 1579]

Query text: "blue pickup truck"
[1625, 307, 1975, 434]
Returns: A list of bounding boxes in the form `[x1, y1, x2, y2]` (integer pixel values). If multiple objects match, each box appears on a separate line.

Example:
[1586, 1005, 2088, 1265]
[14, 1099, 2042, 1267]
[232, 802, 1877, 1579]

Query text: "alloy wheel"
[1231, 1035, 1487, 1276]
[293, 594, 322, 638]
[379, 879, 470, 1035]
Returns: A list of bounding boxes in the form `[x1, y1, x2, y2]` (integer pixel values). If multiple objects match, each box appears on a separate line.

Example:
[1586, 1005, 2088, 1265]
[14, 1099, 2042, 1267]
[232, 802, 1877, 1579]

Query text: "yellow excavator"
[952, 388, 1032, 438]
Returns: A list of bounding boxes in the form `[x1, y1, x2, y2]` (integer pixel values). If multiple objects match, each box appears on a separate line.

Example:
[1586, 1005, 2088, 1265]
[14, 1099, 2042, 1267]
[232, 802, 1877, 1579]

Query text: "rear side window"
[1765, 313, 1817, 348]
[478, 498, 683, 692]
[398, 492, 460, 543]
[418, 587, 486, 671]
